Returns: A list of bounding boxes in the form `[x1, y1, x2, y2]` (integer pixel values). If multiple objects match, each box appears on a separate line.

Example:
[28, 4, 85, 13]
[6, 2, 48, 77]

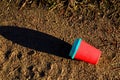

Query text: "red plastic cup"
[69, 38, 101, 65]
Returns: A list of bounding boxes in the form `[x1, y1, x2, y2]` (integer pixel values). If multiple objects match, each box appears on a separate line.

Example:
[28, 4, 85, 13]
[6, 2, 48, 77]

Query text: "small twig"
[112, 67, 120, 71]
[19, 0, 29, 10]
[49, 3, 63, 12]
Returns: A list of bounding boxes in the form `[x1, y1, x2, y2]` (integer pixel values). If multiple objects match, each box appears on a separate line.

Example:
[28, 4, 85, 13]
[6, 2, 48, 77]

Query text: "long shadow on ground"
[0, 26, 72, 59]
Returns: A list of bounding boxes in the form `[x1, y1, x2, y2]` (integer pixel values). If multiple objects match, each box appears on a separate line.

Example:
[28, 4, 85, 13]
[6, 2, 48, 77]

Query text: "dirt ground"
[0, 0, 120, 80]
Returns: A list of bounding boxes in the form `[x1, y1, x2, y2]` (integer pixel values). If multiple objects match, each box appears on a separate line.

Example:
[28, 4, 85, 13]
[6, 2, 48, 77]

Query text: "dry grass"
[1, 0, 119, 26]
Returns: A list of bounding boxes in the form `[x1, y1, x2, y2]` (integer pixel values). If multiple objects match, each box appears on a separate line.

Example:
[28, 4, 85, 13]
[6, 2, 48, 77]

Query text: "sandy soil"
[0, 1, 120, 80]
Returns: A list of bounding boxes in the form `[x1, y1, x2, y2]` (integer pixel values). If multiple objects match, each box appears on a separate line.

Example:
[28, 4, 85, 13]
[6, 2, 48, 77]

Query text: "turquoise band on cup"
[69, 38, 82, 59]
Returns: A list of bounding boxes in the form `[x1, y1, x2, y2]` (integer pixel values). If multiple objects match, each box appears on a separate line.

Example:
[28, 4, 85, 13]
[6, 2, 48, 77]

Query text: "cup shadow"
[0, 26, 72, 59]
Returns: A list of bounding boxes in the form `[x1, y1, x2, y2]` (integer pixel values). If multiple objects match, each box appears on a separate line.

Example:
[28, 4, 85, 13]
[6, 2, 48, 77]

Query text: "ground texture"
[0, 0, 120, 80]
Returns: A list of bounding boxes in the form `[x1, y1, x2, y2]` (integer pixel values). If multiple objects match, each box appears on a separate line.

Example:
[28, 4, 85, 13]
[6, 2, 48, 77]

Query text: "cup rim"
[69, 38, 82, 59]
